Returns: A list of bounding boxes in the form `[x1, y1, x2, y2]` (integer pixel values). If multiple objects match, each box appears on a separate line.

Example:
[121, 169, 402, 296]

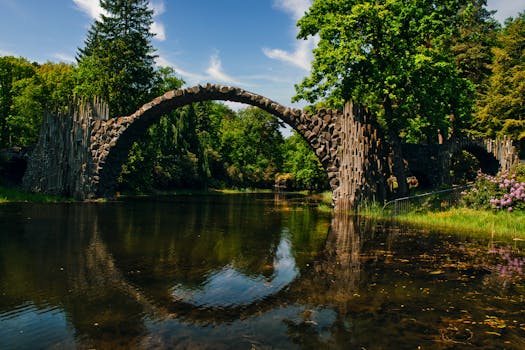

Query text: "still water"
[1, 194, 524, 349]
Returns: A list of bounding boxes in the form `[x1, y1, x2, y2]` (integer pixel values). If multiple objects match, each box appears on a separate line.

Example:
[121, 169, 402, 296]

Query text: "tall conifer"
[76, 0, 157, 116]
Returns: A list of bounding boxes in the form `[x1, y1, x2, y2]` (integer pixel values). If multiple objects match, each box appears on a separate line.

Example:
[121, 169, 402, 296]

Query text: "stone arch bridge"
[403, 136, 518, 188]
[23, 84, 519, 209]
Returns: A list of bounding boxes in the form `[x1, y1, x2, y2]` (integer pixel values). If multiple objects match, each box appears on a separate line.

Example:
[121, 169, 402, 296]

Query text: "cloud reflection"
[170, 233, 298, 308]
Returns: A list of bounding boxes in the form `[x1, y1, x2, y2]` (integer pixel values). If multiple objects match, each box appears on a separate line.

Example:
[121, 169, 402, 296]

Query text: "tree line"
[1, 0, 524, 193]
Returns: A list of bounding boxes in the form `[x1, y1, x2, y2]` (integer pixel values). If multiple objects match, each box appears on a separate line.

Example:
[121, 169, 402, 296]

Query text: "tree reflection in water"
[2, 196, 525, 349]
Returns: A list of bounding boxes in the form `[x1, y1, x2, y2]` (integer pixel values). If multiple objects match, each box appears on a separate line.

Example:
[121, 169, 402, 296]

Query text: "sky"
[0, 0, 524, 110]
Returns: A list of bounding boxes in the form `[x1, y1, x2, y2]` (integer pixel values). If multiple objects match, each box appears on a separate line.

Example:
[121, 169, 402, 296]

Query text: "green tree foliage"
[293, 0, 476, 144]
[76, 0, 157, 117]
[281, 132, 328, 190]
[220, 107, 284, 188]
[118, 103, 302, 193]
[8, 75, 45, 146]
[475, 13, 525, 142]
[9, 62, 77, 146]
[0, 57, 76, 147]
[449, 0, 499, 90]
[0, 56, 37, 147]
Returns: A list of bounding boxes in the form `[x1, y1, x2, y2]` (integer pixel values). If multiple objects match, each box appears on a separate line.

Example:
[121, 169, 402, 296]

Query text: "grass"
[362, 205, 525, 238]
[393, 207, 525, 238]
[0, 186, 72, 203]
[213, 188, 274, 194]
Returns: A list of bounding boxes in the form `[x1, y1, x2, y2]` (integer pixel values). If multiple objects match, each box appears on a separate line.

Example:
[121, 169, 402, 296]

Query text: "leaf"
[485, 331, 501, 336]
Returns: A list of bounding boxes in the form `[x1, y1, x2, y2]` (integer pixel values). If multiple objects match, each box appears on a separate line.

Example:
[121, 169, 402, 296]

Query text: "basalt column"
[22, 100, 108, 199]
[332, 102, 387, 211]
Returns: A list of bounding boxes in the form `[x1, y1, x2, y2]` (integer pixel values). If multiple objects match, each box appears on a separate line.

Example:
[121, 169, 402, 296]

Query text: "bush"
[461, 166, 525, 212]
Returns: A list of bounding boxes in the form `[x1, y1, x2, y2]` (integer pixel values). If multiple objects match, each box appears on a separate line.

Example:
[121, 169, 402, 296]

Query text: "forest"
[0, 0, 524, 194]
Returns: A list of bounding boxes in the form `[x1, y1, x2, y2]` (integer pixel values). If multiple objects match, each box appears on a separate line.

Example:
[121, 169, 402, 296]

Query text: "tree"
[0, 58, 76, 147]
[293, 0, 479, 194]
[475, 13, 525, 142]
[76, 0, 157, 117]
[281, 132, 328, 190]
[0, 56, 36, 147]
[220, 107, 284, 188]
[449, 0, 499, 90]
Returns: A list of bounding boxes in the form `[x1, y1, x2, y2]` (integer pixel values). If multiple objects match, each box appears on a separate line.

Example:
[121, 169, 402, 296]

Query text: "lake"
[1, 193, 524, 349]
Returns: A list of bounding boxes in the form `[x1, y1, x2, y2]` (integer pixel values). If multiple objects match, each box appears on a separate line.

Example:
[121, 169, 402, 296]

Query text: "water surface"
[1, 194, 524, 349]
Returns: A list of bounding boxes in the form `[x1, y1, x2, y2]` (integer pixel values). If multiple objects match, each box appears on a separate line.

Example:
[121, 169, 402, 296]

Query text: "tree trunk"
[383, 96, 408, 197]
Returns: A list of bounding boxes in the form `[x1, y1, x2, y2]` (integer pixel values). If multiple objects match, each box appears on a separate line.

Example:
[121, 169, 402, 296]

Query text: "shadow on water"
[1, 194, 525, 349]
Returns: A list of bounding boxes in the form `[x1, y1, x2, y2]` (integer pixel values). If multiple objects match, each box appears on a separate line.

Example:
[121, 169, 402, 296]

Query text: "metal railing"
[382, 185, 472, 216]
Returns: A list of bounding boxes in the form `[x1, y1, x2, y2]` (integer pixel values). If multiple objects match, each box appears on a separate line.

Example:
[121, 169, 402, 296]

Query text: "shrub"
[461, 167, 525, 212]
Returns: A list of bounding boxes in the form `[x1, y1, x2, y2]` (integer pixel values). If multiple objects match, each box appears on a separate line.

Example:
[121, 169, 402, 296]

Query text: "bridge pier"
[22, 99, 108, 199]
[330, 102, 387, 211]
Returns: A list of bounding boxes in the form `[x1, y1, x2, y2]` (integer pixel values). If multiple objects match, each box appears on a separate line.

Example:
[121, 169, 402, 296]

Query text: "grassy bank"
[0, 186, 71, 203]
[362, 206, 525, 238]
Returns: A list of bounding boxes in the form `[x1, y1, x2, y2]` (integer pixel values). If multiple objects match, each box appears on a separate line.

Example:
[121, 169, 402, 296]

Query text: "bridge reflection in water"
[0, 196, 359, 348]
[2, 196, 524, 349]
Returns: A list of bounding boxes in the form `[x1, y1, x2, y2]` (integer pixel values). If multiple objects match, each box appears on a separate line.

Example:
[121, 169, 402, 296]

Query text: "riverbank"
[0, 186, 71, 203]
[0, 186, 312, 203]
[310, 189, 525, 238]
[365, 206, 525, 238]
[3, 186, 523, 239]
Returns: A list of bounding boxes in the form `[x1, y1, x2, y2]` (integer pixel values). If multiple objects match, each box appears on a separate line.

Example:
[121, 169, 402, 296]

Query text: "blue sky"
[0, 0, 524, 109]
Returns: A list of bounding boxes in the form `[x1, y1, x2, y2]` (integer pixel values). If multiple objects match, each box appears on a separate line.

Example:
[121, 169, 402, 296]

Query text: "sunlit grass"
[390, 207, 525, 238]
[213, 188, 274, 194]
[0, 186, 70, 203]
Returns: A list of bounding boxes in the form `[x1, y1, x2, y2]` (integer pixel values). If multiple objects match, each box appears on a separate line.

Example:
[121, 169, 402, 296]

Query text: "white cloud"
[487, 0, 525, 23]
[155, 55, 206, 84]
[222, 101, 249, 112]
[0, 47, 16, 57]
[52, 53, 75, 63]
[263, 38, 315, 71]
[156, 53, 250, 87]
[72, 0, 105, 19]
[72, 0, 166, 41]
[151, 21, 166, 41]
[263, 0, 315, 71]
[149, 1, 166, 16]
[273, 0, 311, 20]
[206, 54, 246, 86]
[155, 55, 172, 68]
[149, 1, 166, 41]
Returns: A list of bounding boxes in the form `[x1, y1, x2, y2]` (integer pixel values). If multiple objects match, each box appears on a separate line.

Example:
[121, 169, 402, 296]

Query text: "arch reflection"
[170, 233, 298, 308]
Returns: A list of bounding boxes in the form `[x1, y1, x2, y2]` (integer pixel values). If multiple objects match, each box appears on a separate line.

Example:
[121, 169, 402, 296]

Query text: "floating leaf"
[485, 331, 501, 336]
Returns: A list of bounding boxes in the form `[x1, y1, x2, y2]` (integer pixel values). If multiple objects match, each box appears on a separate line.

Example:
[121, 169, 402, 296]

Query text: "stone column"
[332, 102, 387, 211]
[22, 99, 108, 199]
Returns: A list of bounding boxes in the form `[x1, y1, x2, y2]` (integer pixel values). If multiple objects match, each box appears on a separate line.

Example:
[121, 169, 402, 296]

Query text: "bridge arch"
[446, 137, 516, 176]
[23, 84, 389, 209]
[90, 84, 340, 197]
[458, 144, 499, 175]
